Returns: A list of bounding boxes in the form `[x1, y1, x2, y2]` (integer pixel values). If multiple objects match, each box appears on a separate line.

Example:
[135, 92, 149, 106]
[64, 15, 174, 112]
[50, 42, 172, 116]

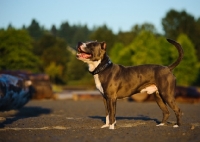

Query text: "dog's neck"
[87, 55, 112, 75]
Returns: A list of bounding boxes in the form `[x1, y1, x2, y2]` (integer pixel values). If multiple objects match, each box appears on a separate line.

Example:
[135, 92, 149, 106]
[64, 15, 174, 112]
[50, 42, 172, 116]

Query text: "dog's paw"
[109, 121, 116, 130]
[109, 124, 115, 129]
[173, 124, 179, 128]
[101, 124, 109, 128]
[156, 123, 165, 126]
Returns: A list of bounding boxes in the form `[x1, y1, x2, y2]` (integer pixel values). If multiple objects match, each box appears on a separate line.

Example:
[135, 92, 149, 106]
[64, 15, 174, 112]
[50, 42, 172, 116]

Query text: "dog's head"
[76, 41, 106, 63]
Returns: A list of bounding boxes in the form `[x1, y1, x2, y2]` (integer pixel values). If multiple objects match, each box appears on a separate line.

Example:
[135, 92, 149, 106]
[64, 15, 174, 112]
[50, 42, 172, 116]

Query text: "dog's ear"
[100, 42, 106, 50]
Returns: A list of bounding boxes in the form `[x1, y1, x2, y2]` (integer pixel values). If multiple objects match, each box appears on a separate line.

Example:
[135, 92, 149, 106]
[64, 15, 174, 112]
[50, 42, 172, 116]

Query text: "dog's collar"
[89, 59, 112, 75]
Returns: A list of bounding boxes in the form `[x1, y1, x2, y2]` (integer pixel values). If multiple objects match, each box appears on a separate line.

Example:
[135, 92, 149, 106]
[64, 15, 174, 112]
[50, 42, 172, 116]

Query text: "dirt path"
[0, 99, 200, 142]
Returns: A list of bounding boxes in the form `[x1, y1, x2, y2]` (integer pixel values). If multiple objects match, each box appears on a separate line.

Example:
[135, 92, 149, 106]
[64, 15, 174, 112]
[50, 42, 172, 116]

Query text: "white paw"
[109, 121, 116, 129]
[156, 123, 165, 126]
[101, 124, 109, 128]
[109, 124, 115, 129]
[173, 124, 179, 128]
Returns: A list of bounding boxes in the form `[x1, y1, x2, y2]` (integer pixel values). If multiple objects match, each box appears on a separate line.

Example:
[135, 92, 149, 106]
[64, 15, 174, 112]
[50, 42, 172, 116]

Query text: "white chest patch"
[88, 60, 101, 72]
[94, 74, 104, 94]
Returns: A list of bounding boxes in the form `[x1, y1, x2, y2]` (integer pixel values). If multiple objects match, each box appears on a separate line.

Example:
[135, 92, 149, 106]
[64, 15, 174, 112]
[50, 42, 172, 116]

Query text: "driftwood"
[29, 74, 54, 99]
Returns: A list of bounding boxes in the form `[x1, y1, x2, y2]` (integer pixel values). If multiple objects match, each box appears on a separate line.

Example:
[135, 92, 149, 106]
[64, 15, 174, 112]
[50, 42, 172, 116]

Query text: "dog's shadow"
[0, 106, 52, 128]
[89, 115, 160, 124]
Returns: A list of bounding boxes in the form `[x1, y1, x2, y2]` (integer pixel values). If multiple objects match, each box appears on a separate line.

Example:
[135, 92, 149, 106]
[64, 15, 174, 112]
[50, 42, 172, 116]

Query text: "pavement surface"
[0, 99, 200, 142]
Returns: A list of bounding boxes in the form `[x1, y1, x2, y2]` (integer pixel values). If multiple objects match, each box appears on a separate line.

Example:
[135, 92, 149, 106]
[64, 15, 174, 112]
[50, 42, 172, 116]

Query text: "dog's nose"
[78, 42, 83, 46]
[77, 42, 83, 48]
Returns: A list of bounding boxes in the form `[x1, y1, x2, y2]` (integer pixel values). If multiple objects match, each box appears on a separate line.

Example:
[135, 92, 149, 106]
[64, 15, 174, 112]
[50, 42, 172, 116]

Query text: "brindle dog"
[76, 39, 183, 129]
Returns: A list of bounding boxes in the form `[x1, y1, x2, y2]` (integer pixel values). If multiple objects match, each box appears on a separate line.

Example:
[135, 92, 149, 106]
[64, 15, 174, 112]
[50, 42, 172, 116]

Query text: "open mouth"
[76, 47, 92, 59]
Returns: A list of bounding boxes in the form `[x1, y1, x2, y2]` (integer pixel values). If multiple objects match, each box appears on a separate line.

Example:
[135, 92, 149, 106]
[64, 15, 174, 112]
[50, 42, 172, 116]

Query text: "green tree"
[58, 22, 71, 43]
[162, 9, 200, 60]
[70, 25, 91, 48]
[0, 29, 41, 72]
[66, 55, 88, 81]
[113, 23, 158, 62]
[35, 34, 70, 84]
[34, 34, 67, 58]
[162, 10, 195, 39]
[58, 22, 91, 47]
[44, 62, 63, 84]
[131, 23, 157, 34]
[110, 42, 132, 66]
[51, 25, 57, 37]
[110, 31, 165, 66]
[130, 31, 164, 65]
[117, 31, 136, 46]
[27, 19, 43, 40]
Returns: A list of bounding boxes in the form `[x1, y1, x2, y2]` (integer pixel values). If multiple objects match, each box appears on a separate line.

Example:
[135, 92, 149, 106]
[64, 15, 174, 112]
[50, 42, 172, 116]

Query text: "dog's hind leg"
[165, 96, 181, 127]
[154, 91, 170, 126]
[159, 75, 181, 127]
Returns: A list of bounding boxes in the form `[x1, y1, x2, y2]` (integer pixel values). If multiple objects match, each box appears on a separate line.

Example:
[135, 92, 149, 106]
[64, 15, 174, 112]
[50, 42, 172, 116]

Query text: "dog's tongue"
[77, 53, 91, 58]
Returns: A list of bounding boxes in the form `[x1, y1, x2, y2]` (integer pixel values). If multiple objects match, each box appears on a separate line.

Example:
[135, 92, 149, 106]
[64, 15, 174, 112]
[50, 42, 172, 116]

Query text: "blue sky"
[0, 0, 200, 33]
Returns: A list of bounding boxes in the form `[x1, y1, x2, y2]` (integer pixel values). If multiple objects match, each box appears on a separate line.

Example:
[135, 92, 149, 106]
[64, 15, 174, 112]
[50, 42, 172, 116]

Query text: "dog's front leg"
[101, 97, 110, 128]
[108, 98, 117, 129]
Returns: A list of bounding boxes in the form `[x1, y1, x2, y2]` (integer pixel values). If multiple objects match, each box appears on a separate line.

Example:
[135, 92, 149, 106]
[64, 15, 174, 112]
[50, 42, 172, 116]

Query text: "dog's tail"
[167, 38, 184, 70]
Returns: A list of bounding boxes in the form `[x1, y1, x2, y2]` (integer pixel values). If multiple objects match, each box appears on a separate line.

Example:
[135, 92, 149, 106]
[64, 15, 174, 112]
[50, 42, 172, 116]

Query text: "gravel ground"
[0, 99, 200, 142]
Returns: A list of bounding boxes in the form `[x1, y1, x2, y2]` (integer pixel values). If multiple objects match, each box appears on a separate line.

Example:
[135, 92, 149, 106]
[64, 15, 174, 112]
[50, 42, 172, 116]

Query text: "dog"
[76, 39, 183, 129]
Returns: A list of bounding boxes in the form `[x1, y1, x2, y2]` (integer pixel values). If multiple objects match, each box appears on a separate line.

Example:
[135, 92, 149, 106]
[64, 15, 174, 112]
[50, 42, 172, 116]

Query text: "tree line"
[0, 9, 200, 86]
